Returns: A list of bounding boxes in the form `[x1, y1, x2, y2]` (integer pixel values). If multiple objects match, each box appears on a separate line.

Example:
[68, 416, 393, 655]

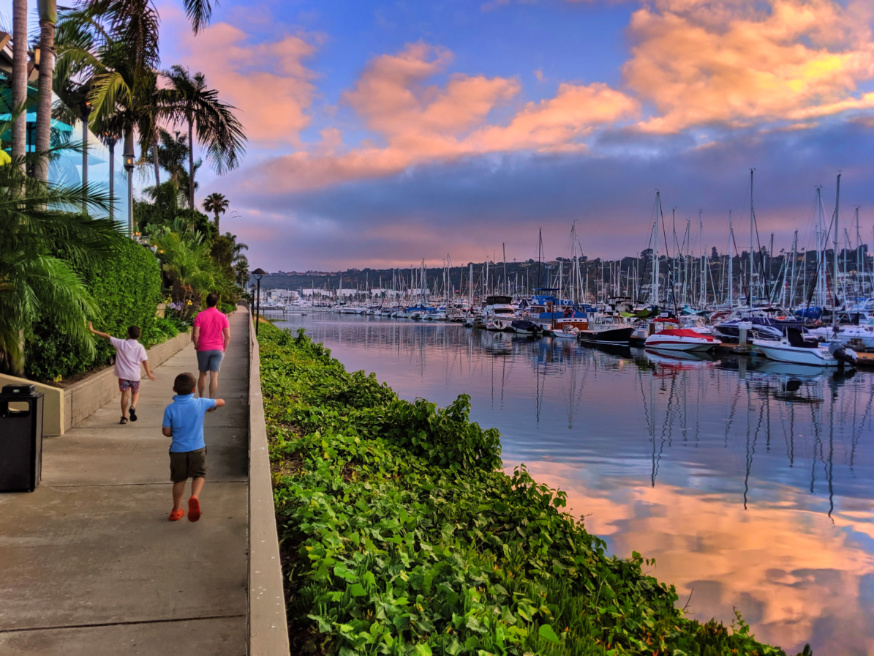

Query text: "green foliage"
[25, 235, 164, 381]
[141, 316, 180, 346]
[259, 323, 811, 656]
[0, 135, 115, 375]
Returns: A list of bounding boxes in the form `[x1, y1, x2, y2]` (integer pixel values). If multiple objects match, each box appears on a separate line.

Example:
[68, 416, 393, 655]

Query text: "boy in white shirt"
[88, 322, 157, 424]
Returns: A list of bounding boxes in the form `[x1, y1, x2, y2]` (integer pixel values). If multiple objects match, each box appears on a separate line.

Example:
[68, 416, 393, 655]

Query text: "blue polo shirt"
[162, 394, 216, 452]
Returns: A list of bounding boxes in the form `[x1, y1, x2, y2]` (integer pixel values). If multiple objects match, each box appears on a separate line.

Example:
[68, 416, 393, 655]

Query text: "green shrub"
[25, 235, 164, 381]
[141, 316, 180, 347]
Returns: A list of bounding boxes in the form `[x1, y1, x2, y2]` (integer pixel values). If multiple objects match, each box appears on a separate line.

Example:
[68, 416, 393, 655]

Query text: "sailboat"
[752, 174, 858, 368]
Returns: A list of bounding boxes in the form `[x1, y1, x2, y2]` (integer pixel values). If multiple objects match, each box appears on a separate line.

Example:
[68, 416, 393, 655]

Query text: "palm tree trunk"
[34, 0, 57, 183]
[81, 111, 88, 211]
[153, 136, 161, 188]
[188, 114, 195, 209]
[214, 212, 219, 234]
[11, 329, 26, 377]
[11, 0, 28, 169]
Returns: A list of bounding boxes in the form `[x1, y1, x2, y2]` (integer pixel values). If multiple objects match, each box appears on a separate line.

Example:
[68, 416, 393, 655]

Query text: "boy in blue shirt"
[161, 372, 225, 521]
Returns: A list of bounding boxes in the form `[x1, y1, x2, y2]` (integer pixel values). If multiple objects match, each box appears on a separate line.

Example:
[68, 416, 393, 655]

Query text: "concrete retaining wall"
[63, 331, 192, 433]
[0, 375, 65, 436]
[0, 331, 191, 436]
[246, 304, 291, 655]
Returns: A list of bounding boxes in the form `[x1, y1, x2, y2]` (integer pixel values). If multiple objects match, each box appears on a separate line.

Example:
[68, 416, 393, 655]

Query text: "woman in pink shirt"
[192, 293, 230, 398]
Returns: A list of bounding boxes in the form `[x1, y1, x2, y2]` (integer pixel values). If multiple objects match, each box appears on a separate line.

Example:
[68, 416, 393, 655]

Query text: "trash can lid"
[2, 384, 36, 395]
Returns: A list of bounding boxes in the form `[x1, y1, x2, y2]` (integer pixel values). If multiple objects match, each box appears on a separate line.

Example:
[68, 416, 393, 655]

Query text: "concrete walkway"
[0, 310, 250, 655]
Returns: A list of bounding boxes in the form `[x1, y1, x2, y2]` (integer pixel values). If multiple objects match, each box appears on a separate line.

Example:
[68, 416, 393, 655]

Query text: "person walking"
[192, 293, 230, 399]
[88, 322, 157, 424]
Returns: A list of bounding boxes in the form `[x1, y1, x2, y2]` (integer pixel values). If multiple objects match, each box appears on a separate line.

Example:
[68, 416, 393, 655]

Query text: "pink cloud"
[624, 0, 874, 133]
[175, 21, 319, 146]
[245, 43, 637, 192]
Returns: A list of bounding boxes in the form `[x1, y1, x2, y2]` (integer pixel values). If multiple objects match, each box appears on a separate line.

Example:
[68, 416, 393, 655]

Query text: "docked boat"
[478, 295, 517, 331]
[644, 328, 720, 352]
[510, 319, 542, 336]
[577, 315, 634, 346]
[550, 325, 580, 339]
[753, 328, 858, 367]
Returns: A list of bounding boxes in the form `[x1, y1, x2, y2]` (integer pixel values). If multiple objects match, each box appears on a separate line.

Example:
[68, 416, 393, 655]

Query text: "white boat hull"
[644, 337, 716, 352]
[752, 340, 840, 366]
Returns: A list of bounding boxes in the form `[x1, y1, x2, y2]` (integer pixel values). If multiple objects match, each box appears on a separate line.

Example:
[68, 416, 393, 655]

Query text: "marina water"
[273, 312, 874, 656]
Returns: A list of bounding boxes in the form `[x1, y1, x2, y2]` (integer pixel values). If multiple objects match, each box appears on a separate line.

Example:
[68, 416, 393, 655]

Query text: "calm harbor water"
[273, 312, 874, 656]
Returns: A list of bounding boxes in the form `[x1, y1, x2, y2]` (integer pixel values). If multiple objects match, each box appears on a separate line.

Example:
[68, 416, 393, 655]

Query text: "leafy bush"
[25, 235, 164, 381]
[141, 316, 180, 346]
[260, 323, 811, 656]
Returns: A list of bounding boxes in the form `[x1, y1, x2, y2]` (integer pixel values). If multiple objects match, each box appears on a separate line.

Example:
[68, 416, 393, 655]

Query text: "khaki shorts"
[169, 447, 207, 482]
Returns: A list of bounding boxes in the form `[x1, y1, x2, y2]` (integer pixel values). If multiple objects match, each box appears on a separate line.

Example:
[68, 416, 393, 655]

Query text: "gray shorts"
[196, 349, 224, 372]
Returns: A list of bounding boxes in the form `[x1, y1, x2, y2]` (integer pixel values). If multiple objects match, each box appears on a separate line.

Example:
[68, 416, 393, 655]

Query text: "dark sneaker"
[129, 407, 138, 422]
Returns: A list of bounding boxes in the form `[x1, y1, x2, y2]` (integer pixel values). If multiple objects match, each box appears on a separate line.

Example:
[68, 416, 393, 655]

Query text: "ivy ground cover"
[260, 323, 811, 656]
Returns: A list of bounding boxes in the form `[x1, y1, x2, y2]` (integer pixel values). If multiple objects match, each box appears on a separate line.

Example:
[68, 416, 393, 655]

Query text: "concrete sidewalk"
[0, 310, 250, 655]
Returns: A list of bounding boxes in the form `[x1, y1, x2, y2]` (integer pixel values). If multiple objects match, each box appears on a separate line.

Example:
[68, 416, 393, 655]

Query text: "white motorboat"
[753, 330, 858, 367]
[644, 328, 720, 352]
[550, 325, 580, 339]
[479, 295, 517, 331]
[807, 324, 874, 350]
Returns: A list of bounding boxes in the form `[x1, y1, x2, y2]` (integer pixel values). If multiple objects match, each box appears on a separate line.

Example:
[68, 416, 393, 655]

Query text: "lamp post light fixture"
[103, 131, 118, 221]
[252, 268, 267, 336]
[123, 130, 135, 238]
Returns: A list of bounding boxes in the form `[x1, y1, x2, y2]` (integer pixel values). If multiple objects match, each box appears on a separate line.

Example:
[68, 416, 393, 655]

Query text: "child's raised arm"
[88, 321, 111, 340]
[207, 398, 226, 413]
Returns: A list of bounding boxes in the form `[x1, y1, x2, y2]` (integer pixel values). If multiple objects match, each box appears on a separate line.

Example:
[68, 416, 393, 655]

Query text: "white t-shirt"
[109, 337, 148, 381]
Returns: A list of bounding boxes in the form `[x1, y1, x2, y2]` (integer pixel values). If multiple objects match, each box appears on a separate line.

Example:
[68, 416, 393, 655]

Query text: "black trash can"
[0, 384, 45, 492]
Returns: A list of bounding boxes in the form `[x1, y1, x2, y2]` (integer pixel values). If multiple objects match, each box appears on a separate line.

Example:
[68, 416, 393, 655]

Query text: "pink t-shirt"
[194, 307, 229, 351]
[109, 337, 148, 381]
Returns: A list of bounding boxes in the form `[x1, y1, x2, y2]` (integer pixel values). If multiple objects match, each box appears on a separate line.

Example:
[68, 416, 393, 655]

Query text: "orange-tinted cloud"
[177, 21, 318, 146]
[249, 43, 638, 192]
[624, 0, 874, 133]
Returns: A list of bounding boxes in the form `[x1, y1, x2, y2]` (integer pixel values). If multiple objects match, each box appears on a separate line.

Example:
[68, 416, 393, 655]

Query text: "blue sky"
[5, 0, 874, 271]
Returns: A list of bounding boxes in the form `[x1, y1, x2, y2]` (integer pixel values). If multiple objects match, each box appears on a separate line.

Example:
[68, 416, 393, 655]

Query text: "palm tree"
[0, 138, 116, 375]
[162, 65, 245, 211]
[145, 128, 189, 184]
[11, 0, 28, 168]
[202, 192, 228, 232]
[34, 0, 58, 183]
[56, 0, 162, 163]
[151, 224, 215, 314]
[233, 255, 249, 289]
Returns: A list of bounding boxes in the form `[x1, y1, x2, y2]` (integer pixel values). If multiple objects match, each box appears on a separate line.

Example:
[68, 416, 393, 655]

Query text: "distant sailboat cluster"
[259, 171, 873, 368]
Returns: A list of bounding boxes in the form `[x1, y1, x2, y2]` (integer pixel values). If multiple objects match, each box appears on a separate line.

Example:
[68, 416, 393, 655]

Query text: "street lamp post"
[123, 130, 135, 237]
[103, 132, 118, 221]
[252, 268, 267, 336]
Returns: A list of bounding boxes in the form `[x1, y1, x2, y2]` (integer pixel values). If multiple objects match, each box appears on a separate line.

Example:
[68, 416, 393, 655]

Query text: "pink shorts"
[118, 379, 141, 392]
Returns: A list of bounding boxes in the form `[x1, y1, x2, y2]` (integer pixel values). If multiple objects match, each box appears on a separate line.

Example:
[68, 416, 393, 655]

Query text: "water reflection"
[273, 314, 874, 655]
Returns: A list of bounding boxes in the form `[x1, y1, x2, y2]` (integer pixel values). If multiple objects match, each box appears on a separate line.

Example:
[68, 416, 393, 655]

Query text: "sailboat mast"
[728, 211, 734, 308]
[816, 187, 824, 307]
[834, 173, 841, 323]
[653, 191, 660, 307]
[503, 243, 507, 296]
[749, 168, 755, 307]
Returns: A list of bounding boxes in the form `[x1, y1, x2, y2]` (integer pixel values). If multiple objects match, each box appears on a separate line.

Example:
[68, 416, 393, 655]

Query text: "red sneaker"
[169, 508, 184, 521]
